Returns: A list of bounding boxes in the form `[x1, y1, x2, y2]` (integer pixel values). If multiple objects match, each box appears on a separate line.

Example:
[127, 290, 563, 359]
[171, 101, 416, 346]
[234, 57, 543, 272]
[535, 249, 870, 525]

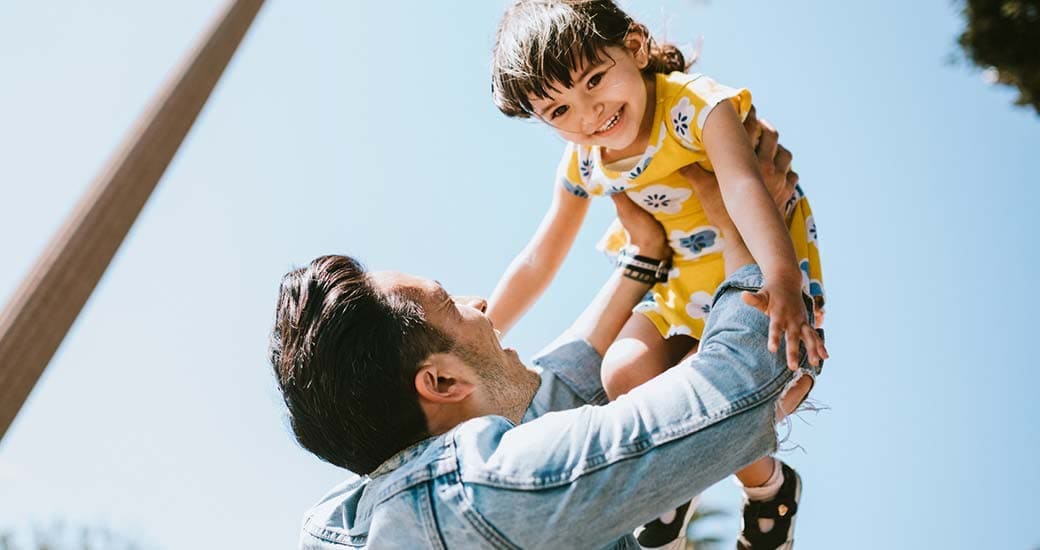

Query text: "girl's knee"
[601, 342, 658, 400]
[775, 374, 814, 421]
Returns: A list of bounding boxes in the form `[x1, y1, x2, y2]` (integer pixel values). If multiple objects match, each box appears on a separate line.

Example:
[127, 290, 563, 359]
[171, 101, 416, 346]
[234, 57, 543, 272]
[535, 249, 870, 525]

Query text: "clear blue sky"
[1, 1, 1037, 548]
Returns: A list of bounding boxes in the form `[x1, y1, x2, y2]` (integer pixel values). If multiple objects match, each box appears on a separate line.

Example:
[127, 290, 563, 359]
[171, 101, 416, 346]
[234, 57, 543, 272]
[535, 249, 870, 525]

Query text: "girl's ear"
[624, 25, 651, 70]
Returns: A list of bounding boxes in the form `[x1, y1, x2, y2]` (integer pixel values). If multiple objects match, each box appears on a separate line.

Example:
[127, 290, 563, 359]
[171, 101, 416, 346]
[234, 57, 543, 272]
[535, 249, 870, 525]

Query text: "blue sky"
[1, 1, 1037, 548]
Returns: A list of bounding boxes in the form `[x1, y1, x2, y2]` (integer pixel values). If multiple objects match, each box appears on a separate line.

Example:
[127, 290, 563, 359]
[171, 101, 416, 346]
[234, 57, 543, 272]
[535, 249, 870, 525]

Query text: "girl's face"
[528, 38, 653, 153]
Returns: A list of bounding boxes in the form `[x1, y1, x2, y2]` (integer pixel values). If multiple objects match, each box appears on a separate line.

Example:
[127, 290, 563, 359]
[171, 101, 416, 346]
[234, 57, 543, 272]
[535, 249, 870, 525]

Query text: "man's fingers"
[776, 145, 793, 174]
[755, 118, 779, 163]
[743, 105, 759, 141]
[786, 170, 799, 188]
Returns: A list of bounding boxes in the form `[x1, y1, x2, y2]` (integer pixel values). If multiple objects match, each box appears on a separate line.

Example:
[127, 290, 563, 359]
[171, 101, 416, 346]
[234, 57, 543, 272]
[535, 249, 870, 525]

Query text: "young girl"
[488, 1, 826, 548]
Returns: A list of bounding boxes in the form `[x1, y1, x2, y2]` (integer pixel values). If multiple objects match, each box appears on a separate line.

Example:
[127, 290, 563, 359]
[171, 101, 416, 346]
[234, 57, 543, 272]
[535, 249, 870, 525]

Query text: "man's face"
[370, 271, 541, 424]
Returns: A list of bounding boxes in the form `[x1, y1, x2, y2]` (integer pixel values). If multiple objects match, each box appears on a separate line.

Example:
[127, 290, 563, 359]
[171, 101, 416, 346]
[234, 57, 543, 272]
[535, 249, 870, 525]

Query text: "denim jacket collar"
[368, 436, 438, 478]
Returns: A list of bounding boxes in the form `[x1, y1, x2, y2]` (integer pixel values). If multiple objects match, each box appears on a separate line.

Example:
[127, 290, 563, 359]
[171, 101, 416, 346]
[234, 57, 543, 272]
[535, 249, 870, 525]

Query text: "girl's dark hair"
[492, 0, 691, 118]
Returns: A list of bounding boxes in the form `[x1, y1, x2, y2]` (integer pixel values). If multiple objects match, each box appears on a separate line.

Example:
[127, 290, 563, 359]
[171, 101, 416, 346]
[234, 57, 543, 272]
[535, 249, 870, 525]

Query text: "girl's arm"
[486, 183, 591, 335]
[702, 100, 822, 368]
[567, 193, 670, 356]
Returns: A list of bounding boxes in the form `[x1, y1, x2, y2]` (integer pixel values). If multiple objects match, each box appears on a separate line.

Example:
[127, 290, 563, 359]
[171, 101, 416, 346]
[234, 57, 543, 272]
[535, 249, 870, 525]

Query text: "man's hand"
[611, 192, 668, 260]
[742, 106, 798, 212]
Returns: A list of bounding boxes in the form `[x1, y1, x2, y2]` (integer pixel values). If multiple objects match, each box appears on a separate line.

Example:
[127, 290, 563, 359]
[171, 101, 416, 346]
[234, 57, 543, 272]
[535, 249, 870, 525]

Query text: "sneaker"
[737, 463, 801, 550]
[636, 495, 700, 550]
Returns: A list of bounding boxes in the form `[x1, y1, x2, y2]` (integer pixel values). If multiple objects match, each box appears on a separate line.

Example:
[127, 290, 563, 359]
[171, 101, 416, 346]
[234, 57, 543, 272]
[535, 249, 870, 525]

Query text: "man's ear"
[414, 354, 476, 404]
[624, 26, 650, 69]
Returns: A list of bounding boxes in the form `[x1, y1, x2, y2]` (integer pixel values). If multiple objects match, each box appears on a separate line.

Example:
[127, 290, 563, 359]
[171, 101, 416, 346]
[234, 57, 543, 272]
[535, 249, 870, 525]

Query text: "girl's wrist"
[627, 240, 670, 261]
[763, 264, 802, 285]
[617, 248, 671, 284]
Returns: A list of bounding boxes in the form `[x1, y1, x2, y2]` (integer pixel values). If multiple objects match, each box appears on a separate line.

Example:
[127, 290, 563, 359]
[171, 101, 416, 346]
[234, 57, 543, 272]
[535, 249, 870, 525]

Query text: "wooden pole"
[0, 0, 266, 441]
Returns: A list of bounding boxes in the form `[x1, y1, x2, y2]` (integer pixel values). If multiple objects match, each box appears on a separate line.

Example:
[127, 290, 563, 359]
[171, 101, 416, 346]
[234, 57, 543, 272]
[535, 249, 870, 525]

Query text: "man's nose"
[456, 296, 488, 313]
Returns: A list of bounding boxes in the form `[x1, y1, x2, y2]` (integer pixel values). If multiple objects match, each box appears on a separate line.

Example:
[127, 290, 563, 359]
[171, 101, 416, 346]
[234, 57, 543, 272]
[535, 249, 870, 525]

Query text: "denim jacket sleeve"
[450, 265, 807, 549]
[522, 336, 608, 423]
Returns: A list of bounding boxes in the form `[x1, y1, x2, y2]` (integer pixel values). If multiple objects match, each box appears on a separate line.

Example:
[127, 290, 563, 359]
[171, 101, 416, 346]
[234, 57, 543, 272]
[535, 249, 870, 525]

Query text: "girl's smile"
[593, 105, 624, 136]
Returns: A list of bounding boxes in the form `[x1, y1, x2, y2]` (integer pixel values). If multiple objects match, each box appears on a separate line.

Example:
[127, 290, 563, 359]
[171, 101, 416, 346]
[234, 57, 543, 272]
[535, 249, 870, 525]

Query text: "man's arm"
[458, 124, 825, 548]
[457, 263, 791, 548]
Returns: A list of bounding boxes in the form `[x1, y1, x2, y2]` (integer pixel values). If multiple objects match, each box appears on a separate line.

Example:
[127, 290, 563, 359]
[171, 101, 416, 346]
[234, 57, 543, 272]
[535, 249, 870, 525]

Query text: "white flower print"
[670, 97, 696, 146]
[628, 184, 692, 215]
[634, 301, 660, 315]
[577, 149, 594, 183]
[806, 214, 818, 246]
[667, 325, 693, 338]
[627, 155, 654, 180]
[799, 259, 812, 295]
[696, 101, 716, 135]
[669, 226, 724, 261]
[589, 161, 633, 195]
[668, 267, 681, 281]
[685, 291, 714, 320]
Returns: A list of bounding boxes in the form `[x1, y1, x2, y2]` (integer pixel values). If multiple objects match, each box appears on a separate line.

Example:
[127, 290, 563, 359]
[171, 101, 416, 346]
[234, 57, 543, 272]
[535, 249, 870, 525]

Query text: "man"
[270, 115, 825, 549]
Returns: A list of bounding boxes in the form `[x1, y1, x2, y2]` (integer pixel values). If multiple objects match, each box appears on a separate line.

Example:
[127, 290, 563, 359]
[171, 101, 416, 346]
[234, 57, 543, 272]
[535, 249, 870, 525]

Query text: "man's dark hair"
[268, 255, 452, 474]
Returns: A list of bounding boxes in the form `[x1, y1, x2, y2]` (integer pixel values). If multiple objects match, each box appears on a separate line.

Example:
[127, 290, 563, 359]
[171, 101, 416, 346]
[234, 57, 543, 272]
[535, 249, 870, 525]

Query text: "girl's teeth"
[597, 110, 620, 133]
[494, 329, 502, 341]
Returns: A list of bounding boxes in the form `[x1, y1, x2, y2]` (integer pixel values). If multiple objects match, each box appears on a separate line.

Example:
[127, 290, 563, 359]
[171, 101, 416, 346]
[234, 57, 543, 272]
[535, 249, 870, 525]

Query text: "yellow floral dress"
[557, 71, 825, 340]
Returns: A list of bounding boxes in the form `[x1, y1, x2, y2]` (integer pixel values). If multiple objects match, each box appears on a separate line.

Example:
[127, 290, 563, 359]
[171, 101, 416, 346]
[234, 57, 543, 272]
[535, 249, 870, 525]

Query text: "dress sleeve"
[667, 74, 752, 152]
[556, 142, 590, 199]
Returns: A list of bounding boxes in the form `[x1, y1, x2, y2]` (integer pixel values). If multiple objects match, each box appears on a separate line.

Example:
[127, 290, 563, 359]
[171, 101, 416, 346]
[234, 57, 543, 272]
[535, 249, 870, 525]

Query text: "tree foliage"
[0, 521, 153, 550]
[958, 0, 1040, 115]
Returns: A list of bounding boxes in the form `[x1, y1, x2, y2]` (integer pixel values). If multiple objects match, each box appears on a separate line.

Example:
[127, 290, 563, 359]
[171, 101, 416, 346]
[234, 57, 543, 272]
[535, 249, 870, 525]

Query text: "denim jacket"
[299, 265, 811, 549]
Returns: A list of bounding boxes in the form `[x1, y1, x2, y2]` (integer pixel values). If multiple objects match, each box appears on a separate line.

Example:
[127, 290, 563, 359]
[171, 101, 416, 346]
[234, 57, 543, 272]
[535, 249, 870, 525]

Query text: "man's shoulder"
[299, 436, 457, 548]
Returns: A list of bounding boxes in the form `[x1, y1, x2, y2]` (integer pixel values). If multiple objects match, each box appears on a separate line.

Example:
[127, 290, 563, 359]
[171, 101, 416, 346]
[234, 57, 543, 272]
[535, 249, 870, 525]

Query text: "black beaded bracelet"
[621, 265, 658, 284]
[617, 248, 670, 284]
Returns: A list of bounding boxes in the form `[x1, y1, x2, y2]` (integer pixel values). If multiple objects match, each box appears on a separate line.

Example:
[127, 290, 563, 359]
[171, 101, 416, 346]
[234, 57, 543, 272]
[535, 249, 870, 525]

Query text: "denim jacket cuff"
[532, 336, 607, 406]
[711, 263, 815, 325]
[712, 264, 765, 305]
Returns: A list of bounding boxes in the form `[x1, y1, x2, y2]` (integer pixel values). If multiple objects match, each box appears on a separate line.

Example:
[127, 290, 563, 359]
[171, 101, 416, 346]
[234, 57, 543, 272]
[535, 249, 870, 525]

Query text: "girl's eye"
[588, 72, 604, 89]
[551, 105, 568, 119]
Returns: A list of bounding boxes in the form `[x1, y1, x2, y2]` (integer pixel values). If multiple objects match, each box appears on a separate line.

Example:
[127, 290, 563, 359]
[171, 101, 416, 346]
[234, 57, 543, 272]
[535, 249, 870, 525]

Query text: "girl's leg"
[734, 374, 813, 486]
[734, 364, 814, 547]
[601, 314, 696, 400]
[668, 343, 814, 487]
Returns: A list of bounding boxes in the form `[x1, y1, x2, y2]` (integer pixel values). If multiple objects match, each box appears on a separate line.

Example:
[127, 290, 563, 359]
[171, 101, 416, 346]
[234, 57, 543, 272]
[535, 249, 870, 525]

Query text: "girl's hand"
[743, 275, 827, 370]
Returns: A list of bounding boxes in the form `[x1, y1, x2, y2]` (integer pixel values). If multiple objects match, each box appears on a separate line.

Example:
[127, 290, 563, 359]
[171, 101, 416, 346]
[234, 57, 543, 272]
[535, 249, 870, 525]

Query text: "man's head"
[269, 255, 540, 474]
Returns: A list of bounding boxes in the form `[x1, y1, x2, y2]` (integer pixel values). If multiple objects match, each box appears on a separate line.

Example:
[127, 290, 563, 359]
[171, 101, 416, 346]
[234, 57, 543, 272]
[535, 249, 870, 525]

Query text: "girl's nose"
[582, 102, 605, 134]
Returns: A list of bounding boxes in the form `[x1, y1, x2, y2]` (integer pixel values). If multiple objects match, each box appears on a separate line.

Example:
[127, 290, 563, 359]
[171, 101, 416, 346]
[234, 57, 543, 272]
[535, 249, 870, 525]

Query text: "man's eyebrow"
[433, 281, 452, 302]
[431, 281, 460, 318]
